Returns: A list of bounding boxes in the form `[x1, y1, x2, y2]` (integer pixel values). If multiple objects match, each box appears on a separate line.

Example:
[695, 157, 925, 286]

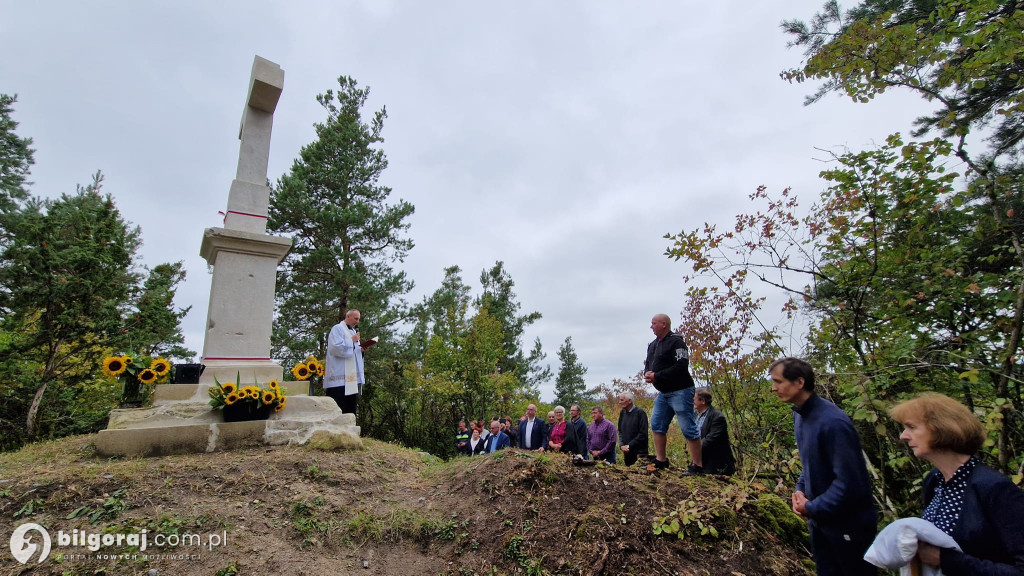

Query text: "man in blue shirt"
[484, 420, 510, 453]
[769, 357, 877, 576]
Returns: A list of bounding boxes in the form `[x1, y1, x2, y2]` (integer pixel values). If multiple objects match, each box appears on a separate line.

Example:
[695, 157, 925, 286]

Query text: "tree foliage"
[268, 76, 415, 373]
[782, 0, 1024, 157]
[123, 262, 193, 360]
[475, 261, 550, 391]
[667, 132, 1023, 514]
[0, 97, 192, 450]
[361, 265, 547, 458]
[553, 336, 589, 408]
[0, 94, 33, 216]
[0, 173, 140, 439]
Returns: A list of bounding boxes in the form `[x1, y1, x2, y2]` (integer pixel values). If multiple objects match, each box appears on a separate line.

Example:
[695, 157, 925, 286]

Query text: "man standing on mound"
[644, 314, 702, 475]
[325, 309, 364, 414]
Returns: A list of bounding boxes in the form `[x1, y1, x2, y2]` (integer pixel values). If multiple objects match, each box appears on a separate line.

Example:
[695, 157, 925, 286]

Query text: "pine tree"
[553, 336, 589, 408]
[268, 76, 414, 370]
[475, 261, 550, 391]
[124, 262, 194, 360]
[0, 94, 33, 215]
[0, 173, 141, 438]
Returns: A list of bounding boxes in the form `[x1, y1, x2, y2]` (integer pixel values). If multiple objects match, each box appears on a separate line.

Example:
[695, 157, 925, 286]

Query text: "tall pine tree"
[268, 76, 415, 373]
[475, 261, 550, 393]
[553, 336, 589, 408]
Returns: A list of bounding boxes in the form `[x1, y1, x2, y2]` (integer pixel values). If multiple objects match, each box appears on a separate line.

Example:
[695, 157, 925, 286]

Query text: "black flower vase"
[120, 379, 144, 408]
[222, 402, 272, 423]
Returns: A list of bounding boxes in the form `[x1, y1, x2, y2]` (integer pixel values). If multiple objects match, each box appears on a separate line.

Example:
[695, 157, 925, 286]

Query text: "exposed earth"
[1, 435, 814, 575]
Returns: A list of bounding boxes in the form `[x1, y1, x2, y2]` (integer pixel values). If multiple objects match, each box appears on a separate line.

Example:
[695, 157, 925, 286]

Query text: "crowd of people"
[346, 308, 1023, 575]
[452, 314, 1024, 576]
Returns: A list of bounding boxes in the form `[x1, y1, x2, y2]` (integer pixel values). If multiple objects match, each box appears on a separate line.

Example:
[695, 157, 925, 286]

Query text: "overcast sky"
[1, 1, 925, 400]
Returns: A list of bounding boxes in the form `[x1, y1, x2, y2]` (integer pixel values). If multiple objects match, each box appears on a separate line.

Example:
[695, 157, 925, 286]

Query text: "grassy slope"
[0, 435, 813, 576]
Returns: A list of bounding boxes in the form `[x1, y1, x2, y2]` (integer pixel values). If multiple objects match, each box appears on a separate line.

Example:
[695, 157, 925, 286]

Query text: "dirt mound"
[0, 435, 813, 575]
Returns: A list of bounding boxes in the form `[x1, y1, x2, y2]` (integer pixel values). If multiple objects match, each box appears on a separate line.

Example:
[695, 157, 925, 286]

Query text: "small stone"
[148, 569, 159, 576]
[362, 560, 369, 569]
[417, 497, 425, 503]
[102, 474, 114, 479]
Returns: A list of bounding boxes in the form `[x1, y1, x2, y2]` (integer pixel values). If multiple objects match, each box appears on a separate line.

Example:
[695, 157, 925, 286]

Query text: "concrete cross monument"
[199, 55, 292, 386]
[93, 55, 362, 458]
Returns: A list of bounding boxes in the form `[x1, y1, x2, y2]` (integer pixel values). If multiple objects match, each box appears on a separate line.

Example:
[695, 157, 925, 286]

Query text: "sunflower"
[224, 392, 240, 406]
[102, 356, 127, 377]
[221, 382, 237, 395]
[261, 391, 276, 405]
[315, 364, 325, 377]
[122, 355, 133, 365]
[150, 357, 171, 376]
[306, 359, 321, 372]
[268, 380, 280, 390]
[274, 399, 286, 413]
[291, 363, 311, 380]
[138, 368, 158, 385]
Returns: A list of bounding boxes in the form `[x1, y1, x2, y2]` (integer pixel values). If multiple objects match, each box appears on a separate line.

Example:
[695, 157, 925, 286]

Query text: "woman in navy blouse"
[890, 393, 1024, 575]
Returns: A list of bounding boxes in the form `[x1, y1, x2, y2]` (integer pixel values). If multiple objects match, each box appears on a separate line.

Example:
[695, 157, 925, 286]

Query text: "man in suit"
[518, 404, 548, 451]
[694, 389, 735, 476]
[484, 420, 510, 454]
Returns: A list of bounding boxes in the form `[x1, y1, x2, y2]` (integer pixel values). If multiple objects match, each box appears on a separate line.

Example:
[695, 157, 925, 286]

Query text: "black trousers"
[810, 524, 877, 576]
[325, 387, 359, 414]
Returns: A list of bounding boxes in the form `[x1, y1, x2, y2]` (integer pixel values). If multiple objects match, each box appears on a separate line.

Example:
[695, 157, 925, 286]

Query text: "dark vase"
[222, 402, 272, 423]
[171, 363, 205, 384]
[120, 379, 145, 408]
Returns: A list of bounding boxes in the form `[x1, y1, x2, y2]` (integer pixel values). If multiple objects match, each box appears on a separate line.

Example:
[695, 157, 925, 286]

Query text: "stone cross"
[199, 56, 292, 386]
[223, 55, 283, 234]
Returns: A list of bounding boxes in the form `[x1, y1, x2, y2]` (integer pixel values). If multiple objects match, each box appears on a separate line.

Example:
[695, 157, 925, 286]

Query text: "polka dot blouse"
[923, 456, 979, 536]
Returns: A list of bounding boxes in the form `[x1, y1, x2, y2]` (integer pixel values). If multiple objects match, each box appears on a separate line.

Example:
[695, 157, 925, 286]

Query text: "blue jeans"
[650, 388, 699, 440]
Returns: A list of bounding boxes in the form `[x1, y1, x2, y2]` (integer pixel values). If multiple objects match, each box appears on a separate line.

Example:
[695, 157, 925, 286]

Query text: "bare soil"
[0, 435, 814, 576]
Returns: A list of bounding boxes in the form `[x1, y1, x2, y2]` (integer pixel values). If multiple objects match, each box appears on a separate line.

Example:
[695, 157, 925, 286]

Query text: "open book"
[360, 336, 379, 351]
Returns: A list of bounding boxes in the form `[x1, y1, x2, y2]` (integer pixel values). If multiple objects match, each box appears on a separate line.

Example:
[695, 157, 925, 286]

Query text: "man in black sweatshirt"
[644, 314, 703, 475]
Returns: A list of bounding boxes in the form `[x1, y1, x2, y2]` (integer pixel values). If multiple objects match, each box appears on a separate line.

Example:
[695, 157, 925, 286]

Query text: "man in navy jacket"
[518, 404, 548, 451]
[770, 357, 877, 576]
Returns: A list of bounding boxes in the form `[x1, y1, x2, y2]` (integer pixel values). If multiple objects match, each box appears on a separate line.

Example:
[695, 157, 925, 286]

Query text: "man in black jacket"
[645, 314, 703, 475]
[617, 392, 649, 466]
[566, 405, 589, 459]
[694, 389, 735, 475]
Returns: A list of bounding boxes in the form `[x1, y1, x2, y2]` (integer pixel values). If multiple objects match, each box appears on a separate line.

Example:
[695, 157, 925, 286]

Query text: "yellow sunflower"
[102, 356, 127, 377]
[122, 355, 133, 366]
[291, 363, 311, 380]
[274, 399, 286, 413]
[150, 357, 171, 376]
[268, 380, 280, 390]
[315, 364, 325, 377]
[224, 392, 240, 406]
[261, 391, 275, 405]
[138, 368, 158, 385]
[221, 382, 237, 395]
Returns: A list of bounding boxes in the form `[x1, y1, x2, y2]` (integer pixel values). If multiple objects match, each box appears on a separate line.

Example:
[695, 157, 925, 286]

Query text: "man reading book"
[325, 309, 365, 414]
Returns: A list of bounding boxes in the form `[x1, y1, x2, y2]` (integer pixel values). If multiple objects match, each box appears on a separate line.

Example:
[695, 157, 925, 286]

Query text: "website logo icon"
[10, 523, 51, 564]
